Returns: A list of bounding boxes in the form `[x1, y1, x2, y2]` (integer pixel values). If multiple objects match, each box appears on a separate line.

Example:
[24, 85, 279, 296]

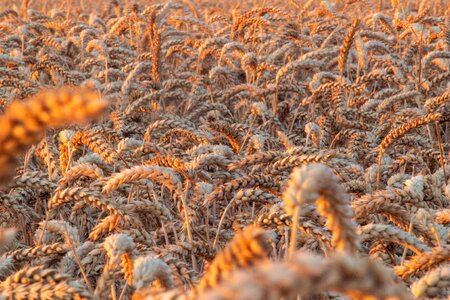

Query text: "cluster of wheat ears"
[0, 0, 449, 299]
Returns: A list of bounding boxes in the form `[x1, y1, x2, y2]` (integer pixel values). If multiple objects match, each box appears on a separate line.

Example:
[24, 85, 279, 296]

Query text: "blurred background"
[2, 0, 450, 16]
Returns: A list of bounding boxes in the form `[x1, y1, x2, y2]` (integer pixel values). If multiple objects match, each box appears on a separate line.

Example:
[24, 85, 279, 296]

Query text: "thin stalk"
[288, 206, 300, 258]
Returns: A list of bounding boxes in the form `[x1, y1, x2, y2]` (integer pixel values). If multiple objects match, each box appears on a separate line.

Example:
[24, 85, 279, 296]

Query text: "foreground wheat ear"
[195, 226, 273, 294]
[0, 0, 450, 299]
[283, 163, 359, 254]
[0, 88, 107, 184]
[197, 252, 413, 300]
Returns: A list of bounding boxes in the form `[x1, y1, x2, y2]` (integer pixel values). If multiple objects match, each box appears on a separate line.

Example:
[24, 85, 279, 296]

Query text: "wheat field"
[0, 0, 448, 299]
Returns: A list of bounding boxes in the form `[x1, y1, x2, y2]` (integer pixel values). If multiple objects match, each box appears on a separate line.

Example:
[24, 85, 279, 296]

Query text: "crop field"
[0, 0, 448, 299]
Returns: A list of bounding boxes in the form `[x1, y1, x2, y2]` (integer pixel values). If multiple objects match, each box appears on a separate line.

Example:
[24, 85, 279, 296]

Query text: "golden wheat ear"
[0, 88, 107, 185]
[195, 226, 273, 295]
[283, 163, 359, 254]
[197, 253, 412, 300]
